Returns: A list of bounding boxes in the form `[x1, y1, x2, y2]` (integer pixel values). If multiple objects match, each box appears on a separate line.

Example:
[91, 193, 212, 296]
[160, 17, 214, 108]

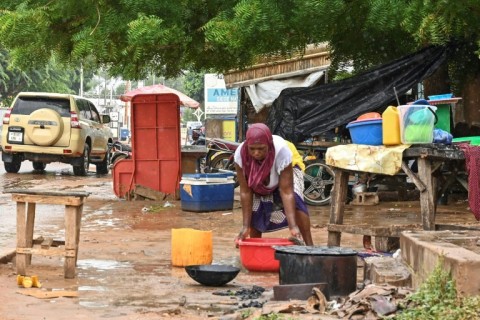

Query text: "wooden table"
[327, 144, 465, 248]
[5, 189, 90, 279]
[181, 145, 207, 173]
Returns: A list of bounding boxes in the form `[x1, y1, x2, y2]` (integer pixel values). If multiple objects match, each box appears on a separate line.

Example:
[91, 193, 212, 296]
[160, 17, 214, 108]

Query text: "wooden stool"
[5, 189, 90, 279]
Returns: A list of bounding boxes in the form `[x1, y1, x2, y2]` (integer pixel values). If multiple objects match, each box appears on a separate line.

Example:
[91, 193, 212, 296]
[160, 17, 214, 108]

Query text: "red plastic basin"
[238, 238, 294, 272]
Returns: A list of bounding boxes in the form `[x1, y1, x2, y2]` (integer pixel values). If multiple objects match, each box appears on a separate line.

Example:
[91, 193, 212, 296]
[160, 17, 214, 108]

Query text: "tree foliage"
[0, 0, 479, 87]
[183, 71, 205, 105]
[0, 47, 95, 106]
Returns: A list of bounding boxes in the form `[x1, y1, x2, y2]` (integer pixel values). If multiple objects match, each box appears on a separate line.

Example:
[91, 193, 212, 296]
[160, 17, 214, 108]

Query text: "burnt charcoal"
[212, 286, 266, 300]
[234, 286, 265, 300]
[240, 300, 264, 308]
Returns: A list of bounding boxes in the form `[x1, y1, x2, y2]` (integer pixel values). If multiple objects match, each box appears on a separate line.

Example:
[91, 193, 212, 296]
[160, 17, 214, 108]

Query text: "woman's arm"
[278, 164, 302, 239]
[235, 163, 253, 242]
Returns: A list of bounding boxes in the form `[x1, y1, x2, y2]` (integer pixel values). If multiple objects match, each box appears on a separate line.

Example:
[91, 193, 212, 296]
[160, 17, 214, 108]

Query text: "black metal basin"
[274, 245, 358, 298]
[185, 264, 240, 286]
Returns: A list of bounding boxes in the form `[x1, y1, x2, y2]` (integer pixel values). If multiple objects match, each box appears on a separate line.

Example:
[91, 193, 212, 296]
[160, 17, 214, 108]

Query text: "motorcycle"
[191, 127, 206, 145]
[202, 138, 240, 187]
[108, 141, 132, 169]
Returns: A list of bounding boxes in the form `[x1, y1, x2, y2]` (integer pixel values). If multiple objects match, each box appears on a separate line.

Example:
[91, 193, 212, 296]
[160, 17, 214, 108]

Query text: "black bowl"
[185, 264, 240, 286]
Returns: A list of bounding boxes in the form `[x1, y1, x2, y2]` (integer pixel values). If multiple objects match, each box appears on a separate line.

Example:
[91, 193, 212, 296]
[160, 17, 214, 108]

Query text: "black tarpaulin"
[267, 46, 447, 143]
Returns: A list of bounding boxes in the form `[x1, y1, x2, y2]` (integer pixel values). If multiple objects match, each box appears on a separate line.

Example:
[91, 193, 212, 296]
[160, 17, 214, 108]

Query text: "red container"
[238, 238, 294, 272]
[113, 93, 182, 198]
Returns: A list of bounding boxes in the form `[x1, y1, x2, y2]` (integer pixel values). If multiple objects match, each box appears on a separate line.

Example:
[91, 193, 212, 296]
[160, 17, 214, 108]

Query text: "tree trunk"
[462, 73, 480, 132]
[423, 62, 450, 98]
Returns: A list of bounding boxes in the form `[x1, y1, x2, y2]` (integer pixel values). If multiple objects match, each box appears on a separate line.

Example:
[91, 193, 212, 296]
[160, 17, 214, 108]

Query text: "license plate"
[8, 131, 23, 142]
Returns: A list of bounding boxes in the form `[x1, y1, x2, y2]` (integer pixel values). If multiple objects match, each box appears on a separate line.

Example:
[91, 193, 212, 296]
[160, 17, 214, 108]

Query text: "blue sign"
[206, 88, 238, 103]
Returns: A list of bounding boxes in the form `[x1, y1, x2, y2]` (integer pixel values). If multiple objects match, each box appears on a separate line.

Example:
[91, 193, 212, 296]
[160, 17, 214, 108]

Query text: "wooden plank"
[17, 289, 78, 299]
[134, 184, 166, 201]
[401, 161, 426, 192]
[75, 205, 82, 265]
[417, 158, 436, 230]
[327, 168, 349, 246]
[327, 224, 422, 237]
[5, 188, 90, 198]
[296, 141, 343, 148]
[25, 203, 36, 265]
[64, 205, 78, 279]
[403, 145, 464, 161]
[12, 194, 85, 206]
[16, 247, 74, 257]
[16, 201, 27, 275]
[456, 176, 469, 191]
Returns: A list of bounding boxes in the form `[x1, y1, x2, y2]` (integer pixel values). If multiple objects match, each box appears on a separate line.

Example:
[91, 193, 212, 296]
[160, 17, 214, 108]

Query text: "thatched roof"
[224, 44, 331, 88]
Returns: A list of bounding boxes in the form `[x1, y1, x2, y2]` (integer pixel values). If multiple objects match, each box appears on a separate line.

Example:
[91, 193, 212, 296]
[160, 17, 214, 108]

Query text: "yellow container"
[382, 106, 401, 145]
[171, 228, 213, 267]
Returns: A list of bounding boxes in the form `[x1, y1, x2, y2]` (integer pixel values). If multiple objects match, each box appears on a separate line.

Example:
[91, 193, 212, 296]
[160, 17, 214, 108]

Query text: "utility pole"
[125, 80, 131, 132]
[103, 76, 107, 107]
[80, 63, 84, 97]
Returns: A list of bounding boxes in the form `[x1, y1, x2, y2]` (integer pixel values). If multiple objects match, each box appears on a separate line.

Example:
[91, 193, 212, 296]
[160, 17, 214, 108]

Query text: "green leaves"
[0, 0, 479, 83]
[394, 258, 480, 320]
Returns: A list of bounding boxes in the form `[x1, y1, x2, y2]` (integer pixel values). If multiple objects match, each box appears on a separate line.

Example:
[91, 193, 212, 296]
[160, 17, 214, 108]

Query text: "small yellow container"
[382, 106, 401, 145]
[171, 228, 213, 267]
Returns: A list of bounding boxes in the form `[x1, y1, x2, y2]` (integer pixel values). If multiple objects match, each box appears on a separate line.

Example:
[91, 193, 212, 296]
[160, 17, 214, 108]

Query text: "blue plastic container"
[428, 93, 453, 100]
[180, 173, 235, 212]
[346, 119, 383, 145]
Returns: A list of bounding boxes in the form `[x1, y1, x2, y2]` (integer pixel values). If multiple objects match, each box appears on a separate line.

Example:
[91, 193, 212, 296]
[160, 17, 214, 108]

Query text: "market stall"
[325, 144, 466, 250]
[321, 97, 480, 250]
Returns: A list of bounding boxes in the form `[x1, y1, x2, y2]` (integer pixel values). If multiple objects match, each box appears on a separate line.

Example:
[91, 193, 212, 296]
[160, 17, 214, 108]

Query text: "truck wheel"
[4, 158, 21, 173]
[32, 162, 46, 171]
[96, 149, 110, 175]
[73, 145, 90, 176]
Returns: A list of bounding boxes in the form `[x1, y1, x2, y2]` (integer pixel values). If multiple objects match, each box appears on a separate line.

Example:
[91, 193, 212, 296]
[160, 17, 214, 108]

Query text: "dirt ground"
[0, 167, 478, 320]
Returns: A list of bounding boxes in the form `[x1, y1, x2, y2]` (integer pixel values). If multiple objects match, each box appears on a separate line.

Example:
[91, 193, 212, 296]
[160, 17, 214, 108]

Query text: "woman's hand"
[288, 225, 305, 244]
[234, 226, 250, 247]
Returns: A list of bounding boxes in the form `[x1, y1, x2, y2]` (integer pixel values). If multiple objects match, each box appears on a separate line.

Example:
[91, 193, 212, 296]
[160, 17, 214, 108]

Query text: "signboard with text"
[204, 74, 238, 115]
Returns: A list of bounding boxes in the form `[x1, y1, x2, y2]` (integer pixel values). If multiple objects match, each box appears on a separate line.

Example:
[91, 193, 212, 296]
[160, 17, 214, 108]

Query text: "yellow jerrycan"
[171, 228, 213, 267]
[382, 106, 401, 145]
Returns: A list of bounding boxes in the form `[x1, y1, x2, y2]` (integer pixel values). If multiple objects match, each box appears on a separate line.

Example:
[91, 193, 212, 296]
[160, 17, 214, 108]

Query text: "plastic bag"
[433, 128, 453, 144]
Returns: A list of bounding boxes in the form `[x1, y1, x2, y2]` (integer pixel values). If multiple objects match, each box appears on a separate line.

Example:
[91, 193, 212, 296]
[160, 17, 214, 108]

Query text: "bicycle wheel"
[303, 159, 335, 206]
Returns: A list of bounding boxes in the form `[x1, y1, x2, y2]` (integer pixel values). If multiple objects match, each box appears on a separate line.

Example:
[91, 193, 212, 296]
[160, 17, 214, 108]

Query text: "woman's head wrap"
[240, 123, 275, 195]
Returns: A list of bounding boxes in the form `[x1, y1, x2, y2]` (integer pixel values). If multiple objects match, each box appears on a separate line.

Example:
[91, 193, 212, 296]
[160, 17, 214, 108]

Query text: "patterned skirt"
[251, 167, 309, 233]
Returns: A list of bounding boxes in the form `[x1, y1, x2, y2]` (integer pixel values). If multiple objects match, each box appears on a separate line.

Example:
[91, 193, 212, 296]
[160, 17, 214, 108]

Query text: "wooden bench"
[327, 145, 465, 251]
[5, 189, 90, 279]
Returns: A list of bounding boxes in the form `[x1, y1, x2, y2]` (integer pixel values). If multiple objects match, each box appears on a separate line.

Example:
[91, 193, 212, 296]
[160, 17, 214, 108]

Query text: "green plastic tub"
[452, 136, 480, 146]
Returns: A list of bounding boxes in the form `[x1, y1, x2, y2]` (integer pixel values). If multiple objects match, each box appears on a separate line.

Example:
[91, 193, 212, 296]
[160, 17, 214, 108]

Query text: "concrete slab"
[400, 230, 480, 297]
[364, 256, 411, 287]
